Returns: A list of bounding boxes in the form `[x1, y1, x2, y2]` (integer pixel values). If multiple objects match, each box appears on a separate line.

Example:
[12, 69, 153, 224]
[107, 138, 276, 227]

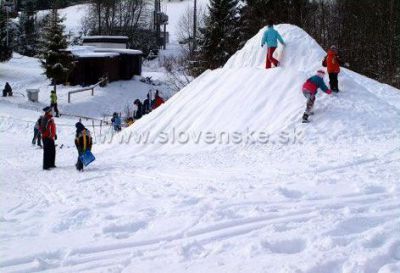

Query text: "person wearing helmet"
[301, 70, 332, 123]
[322, 45, 343, 92]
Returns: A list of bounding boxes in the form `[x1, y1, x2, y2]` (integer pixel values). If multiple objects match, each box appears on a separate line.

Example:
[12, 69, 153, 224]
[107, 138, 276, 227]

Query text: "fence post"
[68, 92, 71, 103]
[92, 120, 96, 143]
[91, 88, 94, 96]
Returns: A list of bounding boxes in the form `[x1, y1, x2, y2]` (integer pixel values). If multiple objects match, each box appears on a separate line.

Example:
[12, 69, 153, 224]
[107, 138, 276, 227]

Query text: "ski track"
[1, 131, 399, 272]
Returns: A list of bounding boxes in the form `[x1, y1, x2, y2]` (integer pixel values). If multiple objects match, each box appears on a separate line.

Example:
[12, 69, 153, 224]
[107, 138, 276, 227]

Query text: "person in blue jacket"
[261, 20, 286, 69]
[301, 69, 332, 122]
[111, 112, 122, 131]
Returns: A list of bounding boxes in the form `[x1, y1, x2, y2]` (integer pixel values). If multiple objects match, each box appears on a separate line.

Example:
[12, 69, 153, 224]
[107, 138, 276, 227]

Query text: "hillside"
[110, 25, 400, 154]
[0, 24, 399, 273]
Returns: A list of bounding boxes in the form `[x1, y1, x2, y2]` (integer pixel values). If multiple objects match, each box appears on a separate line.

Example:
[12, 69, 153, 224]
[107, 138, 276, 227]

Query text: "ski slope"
[1, 25, 400, 273]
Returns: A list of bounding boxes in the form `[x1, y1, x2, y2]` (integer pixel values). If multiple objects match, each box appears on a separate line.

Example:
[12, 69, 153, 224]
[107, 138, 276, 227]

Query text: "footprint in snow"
[262, 238, 306, 254]
[102, 220, 147, 238]
[326, 216, 383, 236]
[277, 187, 303, 199]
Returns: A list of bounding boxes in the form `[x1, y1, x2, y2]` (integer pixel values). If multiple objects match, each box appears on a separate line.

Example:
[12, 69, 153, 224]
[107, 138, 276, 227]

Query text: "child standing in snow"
[301, 70, 332, 123]
[32, 116, 43, 147]
[50, 90, 60, 117]
[152, 90, 165, 110]
[261, 20, 285, 69]
[322, 45, 343, 92]
[111, 112, 122, 132]
[74, 122, 93, 171]
[133, 99, 144, 119]
[2, 82, 13, 97]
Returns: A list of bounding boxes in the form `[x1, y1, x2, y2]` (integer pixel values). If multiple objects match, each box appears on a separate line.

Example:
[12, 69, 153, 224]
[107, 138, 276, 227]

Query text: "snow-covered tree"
[39, 8, 74, 85]
[196, 0, 240, 70]
[0, 8, 12, 62]
[16, 0, 38, 57]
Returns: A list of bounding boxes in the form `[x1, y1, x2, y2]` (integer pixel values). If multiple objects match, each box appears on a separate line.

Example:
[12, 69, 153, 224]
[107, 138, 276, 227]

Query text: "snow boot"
[302, 113, 309, 123]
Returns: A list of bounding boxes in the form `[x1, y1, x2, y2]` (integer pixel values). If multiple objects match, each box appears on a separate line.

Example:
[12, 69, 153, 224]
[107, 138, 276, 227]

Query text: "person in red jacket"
[301, 70, 332, 123]
[41, 106, 57, 170]
[152, 90, 165, 110]
[323, 45, 343, 92]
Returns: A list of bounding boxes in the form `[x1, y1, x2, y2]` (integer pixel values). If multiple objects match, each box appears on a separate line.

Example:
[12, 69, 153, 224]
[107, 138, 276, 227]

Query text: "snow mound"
[111, 24, 400, 154]
[225, 25, 325, 72]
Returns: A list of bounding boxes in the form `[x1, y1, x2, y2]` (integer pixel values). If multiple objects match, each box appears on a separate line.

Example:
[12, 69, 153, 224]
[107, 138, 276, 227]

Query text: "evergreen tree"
[196, 0, 240, 70]
[17, 0, 38, 57]
[239, 0, 309, 48]
[0, 8, 12, 62]
[39, 8, 74, 85]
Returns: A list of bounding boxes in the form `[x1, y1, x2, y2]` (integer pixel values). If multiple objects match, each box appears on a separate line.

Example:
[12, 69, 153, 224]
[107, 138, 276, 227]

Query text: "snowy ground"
[1, 16, 400, 273]
[0, 110, 399, 273]
[0, 53, 173, 119]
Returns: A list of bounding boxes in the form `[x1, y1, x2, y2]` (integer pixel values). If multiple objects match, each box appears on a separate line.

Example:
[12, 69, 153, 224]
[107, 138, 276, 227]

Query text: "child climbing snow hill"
[261, 20, 286, 69]
[301, 69, 332, 123]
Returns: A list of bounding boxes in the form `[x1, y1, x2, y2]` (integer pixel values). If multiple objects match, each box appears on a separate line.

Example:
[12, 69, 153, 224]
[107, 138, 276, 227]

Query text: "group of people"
[261, 20, 345, 123]
[34, 106, 92, 171]
[111, 90, 165, 132]
[133, 90, 165, 120]
[34, 88, 166, 171]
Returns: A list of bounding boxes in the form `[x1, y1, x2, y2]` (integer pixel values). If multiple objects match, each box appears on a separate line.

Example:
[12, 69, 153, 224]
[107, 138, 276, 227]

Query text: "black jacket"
[134, 101, 144, 119]
[75, 128, 92, 153]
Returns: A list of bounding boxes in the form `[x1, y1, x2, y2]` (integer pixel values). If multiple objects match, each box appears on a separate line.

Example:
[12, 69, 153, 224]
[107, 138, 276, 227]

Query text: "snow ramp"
[111, 24, 400, 154]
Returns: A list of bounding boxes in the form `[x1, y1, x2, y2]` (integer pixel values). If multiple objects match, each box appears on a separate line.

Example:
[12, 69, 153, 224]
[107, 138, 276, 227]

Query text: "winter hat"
[75, 122, 85, 132]
[43, 106, 52, 112]
[317, 69, 326, 77]
[330, 45, 337, 52]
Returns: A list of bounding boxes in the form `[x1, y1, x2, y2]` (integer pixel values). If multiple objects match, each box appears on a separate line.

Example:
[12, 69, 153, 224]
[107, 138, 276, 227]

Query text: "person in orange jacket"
[323, 45, 343, 92]
[152, 90, 165, 109]
[41, 106, 57, 170]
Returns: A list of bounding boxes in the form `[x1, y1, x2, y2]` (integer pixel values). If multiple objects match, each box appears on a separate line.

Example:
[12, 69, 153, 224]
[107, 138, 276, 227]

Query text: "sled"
[79, 150, 96, 166]
[274, 45, 285, 67]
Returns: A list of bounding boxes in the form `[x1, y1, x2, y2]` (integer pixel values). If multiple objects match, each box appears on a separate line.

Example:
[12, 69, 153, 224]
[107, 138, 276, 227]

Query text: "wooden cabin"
[67, 36, 142, 86]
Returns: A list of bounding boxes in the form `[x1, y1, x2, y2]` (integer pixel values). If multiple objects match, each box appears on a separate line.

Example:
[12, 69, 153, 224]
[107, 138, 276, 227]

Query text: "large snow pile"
[1, 24, 399, 273]
[112, 24, 400, 154]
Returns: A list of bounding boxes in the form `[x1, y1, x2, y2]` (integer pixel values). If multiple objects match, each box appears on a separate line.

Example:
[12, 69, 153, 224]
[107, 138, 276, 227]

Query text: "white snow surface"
[1, 24, 400, 273]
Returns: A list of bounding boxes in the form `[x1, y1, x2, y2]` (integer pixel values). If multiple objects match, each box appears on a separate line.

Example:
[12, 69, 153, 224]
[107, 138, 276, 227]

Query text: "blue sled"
[79, 150, 96, 166]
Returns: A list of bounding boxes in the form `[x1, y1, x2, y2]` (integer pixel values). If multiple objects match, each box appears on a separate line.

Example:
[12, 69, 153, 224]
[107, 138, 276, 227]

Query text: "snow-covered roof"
[75, 52, 120, 58]
[66, 46, 140, 58]
[83, 36, 129, 40]
[94, 48, 143, 55]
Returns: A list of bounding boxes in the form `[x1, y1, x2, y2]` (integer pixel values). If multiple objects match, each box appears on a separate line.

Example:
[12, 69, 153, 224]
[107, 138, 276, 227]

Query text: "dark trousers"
[32, 128, 42, 146]
[329, 73, 339, 91]
[76, 151, 84, 171]
[51, 103, 59, 117]
[43, 138, 56, 169]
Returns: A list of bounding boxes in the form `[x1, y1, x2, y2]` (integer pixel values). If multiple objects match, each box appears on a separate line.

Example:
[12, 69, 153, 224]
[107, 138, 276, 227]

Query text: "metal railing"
[67, 79, 105, 103]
